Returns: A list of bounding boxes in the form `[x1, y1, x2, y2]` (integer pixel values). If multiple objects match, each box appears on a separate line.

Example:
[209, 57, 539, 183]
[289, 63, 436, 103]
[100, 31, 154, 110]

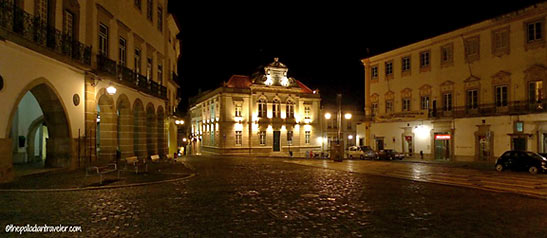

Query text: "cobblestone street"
[1, 155, 547, 237]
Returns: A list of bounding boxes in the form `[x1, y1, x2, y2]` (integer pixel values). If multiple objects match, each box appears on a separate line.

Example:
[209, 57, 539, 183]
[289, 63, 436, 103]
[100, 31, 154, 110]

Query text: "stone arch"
[146, 103, 157, 156]
[97, 92, 116, 161]
[5, 78, 73, 172]
[133, 99, 146, 159]
[157, 105, 166, 157]
[116, 94, 133, 159]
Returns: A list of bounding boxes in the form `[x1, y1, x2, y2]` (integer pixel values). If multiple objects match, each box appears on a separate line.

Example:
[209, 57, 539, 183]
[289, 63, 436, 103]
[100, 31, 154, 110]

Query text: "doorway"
[403, 135, 413, 155]
[375, 138, 384, 150]
[434, 133, 450, 160]
[512, 137, 526, 151]
[273, 131, 280, 151]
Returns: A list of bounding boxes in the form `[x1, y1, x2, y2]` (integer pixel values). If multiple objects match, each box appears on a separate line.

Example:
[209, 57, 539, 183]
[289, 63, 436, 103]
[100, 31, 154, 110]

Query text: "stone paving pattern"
[0, 156, 546, 237]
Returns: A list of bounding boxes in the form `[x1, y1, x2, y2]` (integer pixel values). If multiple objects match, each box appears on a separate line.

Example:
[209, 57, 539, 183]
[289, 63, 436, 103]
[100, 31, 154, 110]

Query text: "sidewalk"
[0, 160, 194, 190]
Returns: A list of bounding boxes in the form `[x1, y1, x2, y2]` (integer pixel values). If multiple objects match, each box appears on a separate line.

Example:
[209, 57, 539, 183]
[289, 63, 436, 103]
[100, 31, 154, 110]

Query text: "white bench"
[150, 154, 160, 163]
[124, 156, 144, 174]
[86, 163, 119, 185]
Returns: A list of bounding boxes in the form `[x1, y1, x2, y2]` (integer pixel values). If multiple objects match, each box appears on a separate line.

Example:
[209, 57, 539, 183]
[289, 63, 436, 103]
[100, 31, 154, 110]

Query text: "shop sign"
[435, 134, 451, 140]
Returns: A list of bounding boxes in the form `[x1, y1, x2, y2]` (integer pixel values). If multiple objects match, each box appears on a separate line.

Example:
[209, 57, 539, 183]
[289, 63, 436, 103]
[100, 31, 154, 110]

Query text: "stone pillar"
[98, 108, 116, 161]
[118, 109, 134, 159]
[84, 73, 97, 164]
[146, 111, 157, 156]
[133, 106, 147, 159]
[0, 139, 14, 183]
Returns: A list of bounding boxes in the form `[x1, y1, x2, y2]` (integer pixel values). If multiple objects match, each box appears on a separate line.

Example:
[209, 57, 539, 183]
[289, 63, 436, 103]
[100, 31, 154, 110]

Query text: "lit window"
[258, 99, 267, 118]
[235, 131, 242, 145]
[304, 106, 311, 120]
[235, 104, 242, 117]
[260, 131, 266, 145]
[305, 131, 310, 144]
[529, 81, 543, 103]
[420, 96, 429, 110]
[371, 66, 378, 79]
[272, 99, 280, 118]
[286, 101, 294, 118]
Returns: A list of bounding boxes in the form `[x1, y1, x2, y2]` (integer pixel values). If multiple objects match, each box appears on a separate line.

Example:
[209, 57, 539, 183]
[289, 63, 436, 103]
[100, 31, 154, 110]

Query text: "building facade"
[188, 59, 321, 157]
[0, 0, 181, 182]
[319, 105, 365, 154]
[361, 2, 547, 161]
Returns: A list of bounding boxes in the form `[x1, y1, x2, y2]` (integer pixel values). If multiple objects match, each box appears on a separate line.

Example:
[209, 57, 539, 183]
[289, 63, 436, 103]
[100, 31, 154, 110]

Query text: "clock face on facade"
[73, 93, 80, 106]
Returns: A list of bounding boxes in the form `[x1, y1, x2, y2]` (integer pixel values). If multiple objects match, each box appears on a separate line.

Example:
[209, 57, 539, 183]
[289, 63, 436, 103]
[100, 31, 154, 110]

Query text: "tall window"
[157, 5, 163, 31]
[466, 89, 478, 109]
[63, 10, 74, 39]
[385, 100, 393, 113]
[259, 131, 266, 145]
[421, 96, 430, 110]
[235, 131, 242, 145]
[496, 85, 508, 107]
[272, 99, 280, 118]
[36, 0, 48, 22]
[402, 98, 411, 111]
[440, 44, 453, 65]
[235, 104, 242, 117]
[401, 56, 410, 72]
[492, 27, 510, 56]
[258, 99, 267, 118]
[157, 64, 163, 84]
[287, 131, 293, 145]
[286, 101, 294, 118]
[147, 0, 153, 21]
[98, 23, 109, 56]
[527, 20, 543, 43]
[464, 36, 480, 62]
[146, 57, 152, 80]
[134, 48, 141, 74]
[371, 66, 378, 79]
[305, 131, 310, 144]
[529, 81, 543, 103]
[443, 93, 453, 111]
[371, 103, 378, 116]
[134, 0, 142, 10]
[119, 37, 127, 66]
[420, 50, 430, 69]
[304, 106, 311, 120]
[385, 61, 393, 76]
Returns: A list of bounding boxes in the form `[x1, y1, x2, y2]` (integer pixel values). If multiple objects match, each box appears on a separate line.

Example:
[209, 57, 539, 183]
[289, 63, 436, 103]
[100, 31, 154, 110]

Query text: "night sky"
[168, 1, 544, 112]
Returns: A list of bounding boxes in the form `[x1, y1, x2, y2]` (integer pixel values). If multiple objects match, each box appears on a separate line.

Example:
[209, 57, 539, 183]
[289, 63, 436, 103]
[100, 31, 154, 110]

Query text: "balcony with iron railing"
[96, 54, 167, 100]
[369, 100, 547, 122]
[0, 0, 91, 66]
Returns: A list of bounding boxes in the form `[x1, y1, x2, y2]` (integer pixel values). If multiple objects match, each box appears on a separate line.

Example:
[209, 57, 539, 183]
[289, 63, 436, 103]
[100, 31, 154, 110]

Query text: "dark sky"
[168, 1, 544, 112]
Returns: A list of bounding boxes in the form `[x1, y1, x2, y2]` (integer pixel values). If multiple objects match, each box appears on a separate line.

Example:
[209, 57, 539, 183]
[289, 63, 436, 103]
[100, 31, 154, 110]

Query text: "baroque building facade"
[0, 0, 181, 182]
[361, 2, 547, 161]
[188, 59, 321, 156]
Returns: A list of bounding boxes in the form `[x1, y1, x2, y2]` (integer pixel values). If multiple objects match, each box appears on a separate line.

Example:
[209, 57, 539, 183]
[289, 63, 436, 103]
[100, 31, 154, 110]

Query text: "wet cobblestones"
[0, 155, 546, 237]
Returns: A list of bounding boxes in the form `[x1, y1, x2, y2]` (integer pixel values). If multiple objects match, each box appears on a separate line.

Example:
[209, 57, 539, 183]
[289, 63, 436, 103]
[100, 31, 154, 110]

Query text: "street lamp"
[106, 85, 117, 95]
[344, 113, 352, 120]
[324, 112, 332, 120]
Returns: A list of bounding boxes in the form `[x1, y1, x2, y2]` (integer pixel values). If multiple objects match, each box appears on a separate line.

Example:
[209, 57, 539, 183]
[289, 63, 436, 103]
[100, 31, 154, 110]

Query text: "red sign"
[405, 136, 412, 141]
[435, 134, 451, 140]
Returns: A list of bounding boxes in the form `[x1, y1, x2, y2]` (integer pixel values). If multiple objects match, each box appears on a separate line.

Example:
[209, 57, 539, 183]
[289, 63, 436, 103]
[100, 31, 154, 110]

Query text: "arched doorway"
[157, 106, 166, 156]
[146, 103, 157, 156]
[133, 99, 146, 159]
[117, 94, 133, 159]
[8, 83, 72, 171]
[97, 93, 116, 161]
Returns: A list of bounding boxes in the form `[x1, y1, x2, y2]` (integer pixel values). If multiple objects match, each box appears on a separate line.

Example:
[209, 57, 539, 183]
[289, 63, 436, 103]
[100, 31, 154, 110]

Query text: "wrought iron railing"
[0, 0, 91, 65]
[97, 55, 116, 76]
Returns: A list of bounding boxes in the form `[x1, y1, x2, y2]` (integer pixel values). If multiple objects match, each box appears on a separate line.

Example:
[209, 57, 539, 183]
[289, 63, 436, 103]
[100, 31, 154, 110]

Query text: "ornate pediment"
[524, 64, 547, 82]
[464, 76, 480, 90]
[401, 88, 412, 98]
[440, 81, 454, 92]
[464, 75, 480, 83]
[384, 91, 394, 100]
[419, 84, 432, 96]
[370, 93, 379, 103]
[491, 71, 511, 85]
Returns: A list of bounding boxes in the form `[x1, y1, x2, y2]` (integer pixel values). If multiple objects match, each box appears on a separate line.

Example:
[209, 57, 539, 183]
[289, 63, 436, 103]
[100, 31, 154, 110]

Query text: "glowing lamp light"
[106, 85, 117, 95]
[324, 113, 332, 120]
[317, 137, 323, 144]
[175, 120, 185, 125]
[348, 135, 353, 140]
[265, 75, 273, 86]
[344, 113, 352, 120]
[280, 76, 289, 87]
[304, 118, 311, 124]
[182, 138, 187, 142]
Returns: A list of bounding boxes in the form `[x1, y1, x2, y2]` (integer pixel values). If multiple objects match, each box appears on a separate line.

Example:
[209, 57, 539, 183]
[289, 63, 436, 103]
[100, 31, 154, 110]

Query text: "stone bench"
[150, 154, 160, 163]
[86, 163, 119, 185]
[124, 156, 147, 174]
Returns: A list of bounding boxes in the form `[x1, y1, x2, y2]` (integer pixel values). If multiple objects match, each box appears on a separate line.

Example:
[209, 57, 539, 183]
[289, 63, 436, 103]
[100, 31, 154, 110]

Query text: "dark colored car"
[360, 146, 378, 160]
[495, 151, 547, 175]
[377, 149, 405, 160]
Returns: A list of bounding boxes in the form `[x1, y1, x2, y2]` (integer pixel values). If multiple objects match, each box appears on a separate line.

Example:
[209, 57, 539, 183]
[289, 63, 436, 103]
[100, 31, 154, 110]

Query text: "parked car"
[377, 149, 405, 160]
[495, 151, 547, 175]
[360, 146, 378, 160]
[347, 146, 365, 159]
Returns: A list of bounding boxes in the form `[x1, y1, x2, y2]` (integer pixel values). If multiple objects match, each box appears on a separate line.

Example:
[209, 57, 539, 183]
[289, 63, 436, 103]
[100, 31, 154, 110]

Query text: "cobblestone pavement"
[286, 159, 547, 199]
[1, 155, 546, 237]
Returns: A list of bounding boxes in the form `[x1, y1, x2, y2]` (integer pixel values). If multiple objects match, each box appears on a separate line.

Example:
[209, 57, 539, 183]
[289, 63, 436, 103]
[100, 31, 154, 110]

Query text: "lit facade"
[188, 58, 321, 156]
[319, 105, 365, 153]
[361, 3, 547, 161]
[0, 0, 180, 182]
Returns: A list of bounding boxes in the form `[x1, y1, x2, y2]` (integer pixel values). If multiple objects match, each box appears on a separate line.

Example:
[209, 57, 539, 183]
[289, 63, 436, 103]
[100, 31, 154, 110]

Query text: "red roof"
[296, 80, 314, 93]
[226, 75, 252, 88]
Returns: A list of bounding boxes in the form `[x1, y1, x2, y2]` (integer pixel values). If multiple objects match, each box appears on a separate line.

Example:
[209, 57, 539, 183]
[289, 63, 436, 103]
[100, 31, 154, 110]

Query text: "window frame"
[440, 43, 453, 67]
[443, 93, 453, 112]
[98, 23, 109, 56]
[402, 98, 411, 112]
[419, 50, 431, 71]
[466, 89, 479, 110]
[259, 131, 266, 145]
[495, 85, 508, 107]
[385, 100, 393, 113]
[492, 26, 510, 57]
[235, 131, 242, 146]
[464, 35, 480, 63]
[119, 37, 127, 66]
[420, 96, 430, 110]
[305, 131, 311, 144]
[385, 60, 394, 79]
[401, 56, 411, 74]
